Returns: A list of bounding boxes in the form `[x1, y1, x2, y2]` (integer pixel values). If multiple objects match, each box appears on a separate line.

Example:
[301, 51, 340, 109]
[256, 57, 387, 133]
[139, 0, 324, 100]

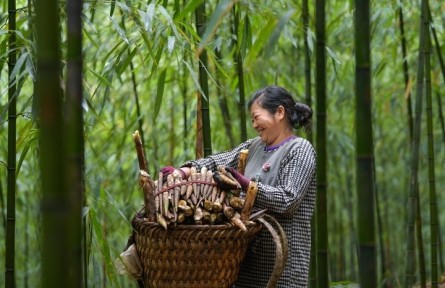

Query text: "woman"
[162, 85, 316, 287]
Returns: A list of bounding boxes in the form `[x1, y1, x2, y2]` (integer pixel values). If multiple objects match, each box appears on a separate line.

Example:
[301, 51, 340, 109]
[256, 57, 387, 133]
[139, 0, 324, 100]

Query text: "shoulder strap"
[256, 214, 289, 288]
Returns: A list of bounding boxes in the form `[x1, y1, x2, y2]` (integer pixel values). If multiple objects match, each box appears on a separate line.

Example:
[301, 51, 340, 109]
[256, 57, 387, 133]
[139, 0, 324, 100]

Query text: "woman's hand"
[159, 166, 186, 180]
[225, 167, 250, 191]
[213, 167, 250, 191]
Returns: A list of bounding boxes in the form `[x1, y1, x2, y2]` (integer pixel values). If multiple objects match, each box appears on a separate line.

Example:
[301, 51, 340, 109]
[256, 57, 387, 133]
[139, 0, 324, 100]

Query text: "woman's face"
[250, 101, 283, 146]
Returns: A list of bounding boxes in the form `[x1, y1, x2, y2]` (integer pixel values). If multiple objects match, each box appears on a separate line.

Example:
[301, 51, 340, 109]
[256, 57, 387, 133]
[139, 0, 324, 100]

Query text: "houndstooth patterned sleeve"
[254, 139, 316, 216]
[181, 139, 254, 172]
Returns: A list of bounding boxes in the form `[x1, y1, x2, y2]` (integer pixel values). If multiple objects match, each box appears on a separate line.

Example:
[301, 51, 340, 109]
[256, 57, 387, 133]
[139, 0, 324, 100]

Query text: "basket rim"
[132, 215, 261, 231]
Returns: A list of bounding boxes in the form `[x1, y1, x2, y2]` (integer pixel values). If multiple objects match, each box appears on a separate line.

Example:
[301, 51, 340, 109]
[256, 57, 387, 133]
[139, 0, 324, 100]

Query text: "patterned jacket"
[183, 136, 317, 287]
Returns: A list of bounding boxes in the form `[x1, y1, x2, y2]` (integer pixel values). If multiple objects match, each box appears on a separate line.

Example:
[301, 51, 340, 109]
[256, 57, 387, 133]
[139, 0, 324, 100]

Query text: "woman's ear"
[276, 105, 285, 120]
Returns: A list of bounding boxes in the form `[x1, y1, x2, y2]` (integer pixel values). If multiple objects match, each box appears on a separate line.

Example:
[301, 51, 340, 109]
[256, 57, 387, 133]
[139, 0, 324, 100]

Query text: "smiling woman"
[249, 86, 312, 148]
[163, 85, 316, 288]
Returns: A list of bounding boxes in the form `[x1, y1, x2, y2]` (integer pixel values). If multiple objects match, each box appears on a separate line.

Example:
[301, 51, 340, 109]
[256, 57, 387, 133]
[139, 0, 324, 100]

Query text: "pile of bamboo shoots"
[133, 131, 257, 231]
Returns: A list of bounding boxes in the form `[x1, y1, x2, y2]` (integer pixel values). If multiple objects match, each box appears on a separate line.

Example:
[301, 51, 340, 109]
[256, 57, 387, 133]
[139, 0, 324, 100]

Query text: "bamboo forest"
[1, 0, 445, 287]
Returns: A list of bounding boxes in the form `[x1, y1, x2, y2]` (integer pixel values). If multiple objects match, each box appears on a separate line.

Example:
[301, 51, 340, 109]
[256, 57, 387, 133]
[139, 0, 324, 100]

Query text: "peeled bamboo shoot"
[240, 181, 258, 222]
[237, 149, 249, 175]
[133, 160, 256, 228]
[229, 212, 247, 231]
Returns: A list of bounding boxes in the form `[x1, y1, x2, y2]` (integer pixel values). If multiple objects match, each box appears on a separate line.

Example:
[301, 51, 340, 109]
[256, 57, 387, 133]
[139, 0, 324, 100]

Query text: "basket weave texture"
[132, 215, 262, 288]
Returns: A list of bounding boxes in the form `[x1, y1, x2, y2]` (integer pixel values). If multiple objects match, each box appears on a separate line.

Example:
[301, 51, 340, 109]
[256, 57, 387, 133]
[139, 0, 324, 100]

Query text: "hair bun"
[294, 103, 312, 131]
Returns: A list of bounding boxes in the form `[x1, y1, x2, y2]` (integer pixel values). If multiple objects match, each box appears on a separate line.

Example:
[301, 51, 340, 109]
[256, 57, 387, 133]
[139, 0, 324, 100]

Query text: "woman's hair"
[247, 85, 312, 131]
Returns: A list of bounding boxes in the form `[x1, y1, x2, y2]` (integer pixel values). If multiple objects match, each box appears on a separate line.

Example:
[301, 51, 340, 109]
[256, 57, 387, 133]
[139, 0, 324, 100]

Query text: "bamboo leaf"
[326, 46, 341, 64]
[373, 60, 386, 78]
[214, 35, 223, 52]
[147, 44, 165, 81]
[240, 15, 252, 57]
[174, 0, 204, 21]
[183, 59, 206, 100]
[82, 206, 90, 219]
[110, 0, 116, 16]
[89, 0, 98, 21]
[307, 28, 315, 53]
[89, 206, 119, 286]
[16, 143, 31, 180]
[10, 51, 28, 82]
[264, 9, 295, 56]
[107, 13, 129, 45]
[15, 120, 37, 179]
[115, 1, 130, 13]
[11, 29, 31, 46]
[0, 33, 7, 73]
[83, 92, 110, 130]
[101, 40, 125, 69]
[25, 52, 36, 81]
[120, 47, 138, 75]
[153, 68, 167, 122]
[116, 46, 137, 75]
[138, 30, 156, 63]
[139, 3, 155, 32]
[245, 17, 277, 65]
[86, 68, 112, 87]
[82, 16, 99, 48]
[104, 190, 131, 224]
[158, 5, 181, 41]
[167, 36, 175, 54]
[197, 0, 236, 55]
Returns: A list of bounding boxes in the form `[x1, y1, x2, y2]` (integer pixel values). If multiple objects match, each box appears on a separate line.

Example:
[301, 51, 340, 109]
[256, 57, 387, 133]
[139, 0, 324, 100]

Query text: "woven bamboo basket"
[132, 215, 262, 288]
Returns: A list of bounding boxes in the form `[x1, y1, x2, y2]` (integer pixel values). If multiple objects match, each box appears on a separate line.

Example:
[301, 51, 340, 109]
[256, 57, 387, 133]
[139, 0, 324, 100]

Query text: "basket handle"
[256, 214, 289, 288]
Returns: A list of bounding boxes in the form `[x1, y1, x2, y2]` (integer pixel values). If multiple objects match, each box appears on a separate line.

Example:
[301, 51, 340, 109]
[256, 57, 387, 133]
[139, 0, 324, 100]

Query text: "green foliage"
[0, 0, 444, 287]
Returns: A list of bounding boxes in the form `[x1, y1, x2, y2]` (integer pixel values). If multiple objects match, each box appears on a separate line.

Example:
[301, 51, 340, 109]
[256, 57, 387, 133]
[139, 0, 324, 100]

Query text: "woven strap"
[256, 214, 289, 288]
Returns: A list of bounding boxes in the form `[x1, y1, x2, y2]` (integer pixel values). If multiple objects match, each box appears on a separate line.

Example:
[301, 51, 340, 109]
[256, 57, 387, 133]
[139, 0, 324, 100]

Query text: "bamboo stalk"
[0, 180, 5, 232]
[119, 15, 146, 170]
[24, 191, 29, 288]
[398, 4, 414, 141]
[66, 0, 84, 285]
[437, 91, 445, 153]
[429, 6, 445, 273]
[405, 0, 427, 285]
[416, 188, 426, 288]
[424, 5, 438, 287]
[36, 0, 67, 285]
[195, 0, 212, 157]
[303, 0, 313, 145]
[181, 55, 189, 153]
[213, 41, 235, 147]
[6, 0, 17, 286]
[303, 1, 317, 284]
[315, 0, 329, 286]
[130, 59, 146, 158]
[232, 2, 247, 142]
[428, 5, 445, 88]
[355, 0, 376, 287]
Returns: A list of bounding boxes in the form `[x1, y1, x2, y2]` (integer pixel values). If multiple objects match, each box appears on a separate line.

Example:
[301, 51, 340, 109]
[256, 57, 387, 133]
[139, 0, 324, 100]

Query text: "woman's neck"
[269, 127, 295, 146]
[264, 134, 296, 151]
